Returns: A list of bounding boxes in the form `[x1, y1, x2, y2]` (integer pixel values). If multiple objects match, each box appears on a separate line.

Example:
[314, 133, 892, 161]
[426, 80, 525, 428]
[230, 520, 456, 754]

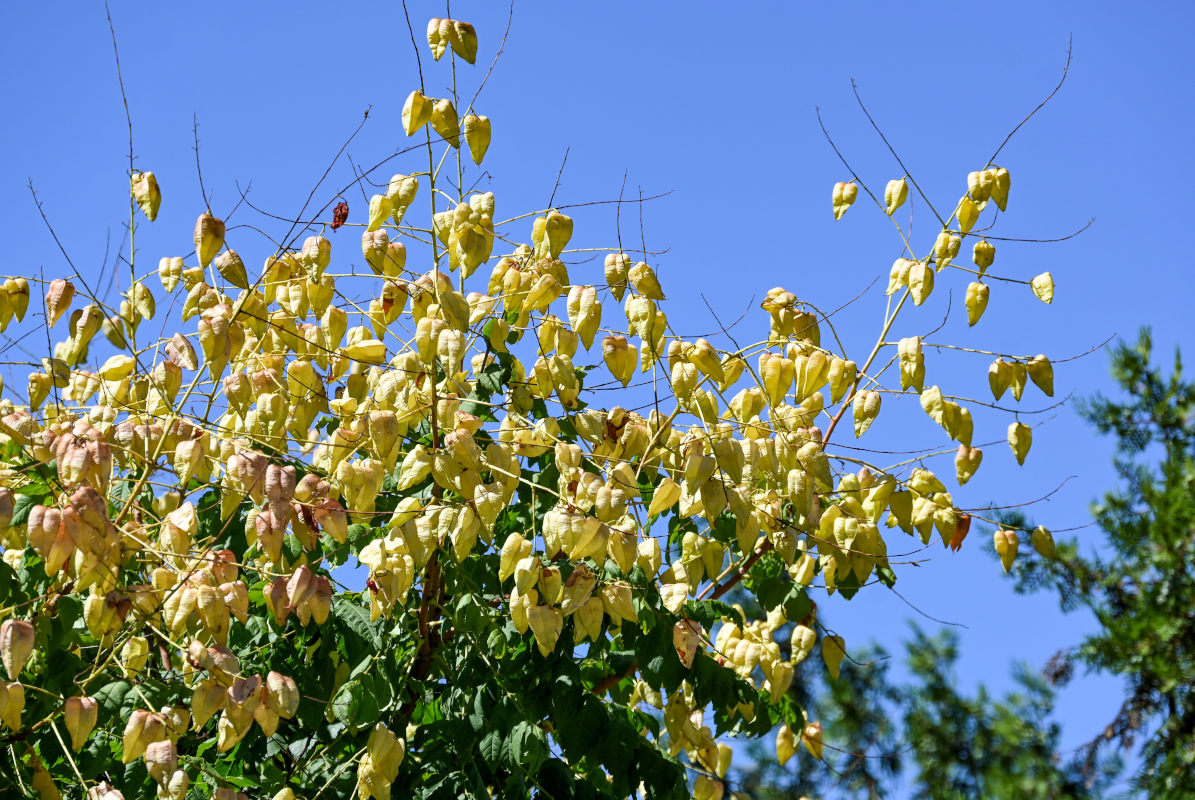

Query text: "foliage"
[734, 624, 1121, 800]
[997, 329, 1195, 797]
[0, 10, 1075, 800]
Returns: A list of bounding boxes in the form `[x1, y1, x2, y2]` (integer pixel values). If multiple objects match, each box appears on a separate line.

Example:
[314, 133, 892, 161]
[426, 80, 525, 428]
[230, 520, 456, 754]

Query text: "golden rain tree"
[0, 12, 1069, 800]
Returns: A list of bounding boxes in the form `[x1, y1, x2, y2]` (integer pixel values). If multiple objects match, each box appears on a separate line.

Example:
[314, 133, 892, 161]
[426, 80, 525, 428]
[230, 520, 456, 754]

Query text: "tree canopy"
[0, 9, 1088, 800]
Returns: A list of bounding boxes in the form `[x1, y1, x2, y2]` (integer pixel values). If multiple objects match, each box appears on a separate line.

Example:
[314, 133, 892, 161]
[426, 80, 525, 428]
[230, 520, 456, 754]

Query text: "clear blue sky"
[4, 0, 1193, 790]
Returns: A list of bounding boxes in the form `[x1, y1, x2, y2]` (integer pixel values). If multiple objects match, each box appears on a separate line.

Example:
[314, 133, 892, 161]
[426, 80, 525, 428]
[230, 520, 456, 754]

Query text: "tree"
[0, 9, 1076, 799]
[997, 329, 1195, 797]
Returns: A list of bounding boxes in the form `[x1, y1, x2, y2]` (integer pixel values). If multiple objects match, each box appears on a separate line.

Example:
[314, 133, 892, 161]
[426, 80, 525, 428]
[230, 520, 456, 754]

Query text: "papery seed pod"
[885, 257, 913, 295]
[265, 671, 300, 719]
[7, 278, 30, 322]
[545, 210, 573, 259]
[1031, 272, 1055, 304]
[831, 181, 857, 220]
[884, 177, 908, 215]
[120, 635, 151, 678]
[967, 169, 993, 204]
[907, 262, 934, 305]
[366, 194, 392, 233]
[430, 98, 460, 146]
[965, 281, 989, 326]
[628, 261, 665, 301]
[1027, 354, 1054, 397]
[0, 620, 34, 680]
[131, 171, 161, 221]
[957, 196, 979, 233]
[387, 173, 419, 223]
[852, 390, 881, 438]
[1031, 525, 1058, 560]
[1010, 361, 1028, 401]
[933, 231, 961, 269]
[955, 444, 982, 486]
[603, 335, 637, 387]
[193, 212, 225, 268]
[988, 358, 1013, 400]
[144, 738, 177, 786]
[463, 113, 491, 165]
[214, 250, 249, 290]
[604, 252, 630, 300]
[427, 17, 451, 59]
[994, 529, 1019, 572]
[802, 721, 825, 760]
[972, 239, 995, 271]
[402, 89, 433, 136]
[64, 696, 98, 750]
[990, 166, 1011, 211]
[527, 604, 564, 656]
[46, 278, 75, 327]
[450, 19, 478, 62]
[822, 635, 846, 680]
[1008, 421, 1032, 465]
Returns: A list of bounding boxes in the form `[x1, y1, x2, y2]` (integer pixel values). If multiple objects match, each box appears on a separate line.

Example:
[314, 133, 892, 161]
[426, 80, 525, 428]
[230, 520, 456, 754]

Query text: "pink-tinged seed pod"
[0, 619, 35, 680]
[64, 696, 98, 751]
[46, 278, 76, 327]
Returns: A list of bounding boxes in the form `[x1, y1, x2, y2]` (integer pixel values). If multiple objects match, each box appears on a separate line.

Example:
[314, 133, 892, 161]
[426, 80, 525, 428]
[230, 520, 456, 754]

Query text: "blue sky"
[3, 0, 1193, 790]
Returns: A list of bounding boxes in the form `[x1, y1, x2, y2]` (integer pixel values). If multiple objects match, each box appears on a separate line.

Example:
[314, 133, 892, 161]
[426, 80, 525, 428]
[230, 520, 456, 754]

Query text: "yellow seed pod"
[1031, 526, 1058, 560]
[972, 239, 995, 271]
[387, 173, 419, 223]
[990, 166, 1011, 211]
[402, 89, 433, 136]
[884, 177, 908, 215]
[426, 17, 452, 60]
[802, 721, 825, 760]
[693, 775, 722, 800]
[628, 261, 665, 301]
[965, 281, 989, 326]
[988, 358, 1013, 400]
[776, 725, 796, 766]
[430, 98, 460, 146]
[527, 605, 563, 657]
[545, 210, 574, 259]
[955, 444, 982, 486]
[957, 196, 979, 233]
[367, 194, 392, 233]
[886, 257, 913, 295]
[1010, 361, 1028, 401]
[831, 181, 858, 220]
[131, 171, 161, 221]
[120, 635, 151, 678]
[907, 262, 934, 306]
[5, 278, 29, 324]
[967, 169, 993, 205]
[994, 529, 1018, 572]
[604, 253, 631, 300]
[898, 336, 925, 392]
[450, 20, 479, 63]
[28, 372, 52, 410]
[933, 231, 962, 269]
[463, 114, 491, 165]
[1031, 272, 1055, 304]
[1008, 421, 1033, 465]
[193, 212, 225, 268]
[1027, 354, 1054, 397]
[826, 357, 855, 404]
[214, 249, 250, 290]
